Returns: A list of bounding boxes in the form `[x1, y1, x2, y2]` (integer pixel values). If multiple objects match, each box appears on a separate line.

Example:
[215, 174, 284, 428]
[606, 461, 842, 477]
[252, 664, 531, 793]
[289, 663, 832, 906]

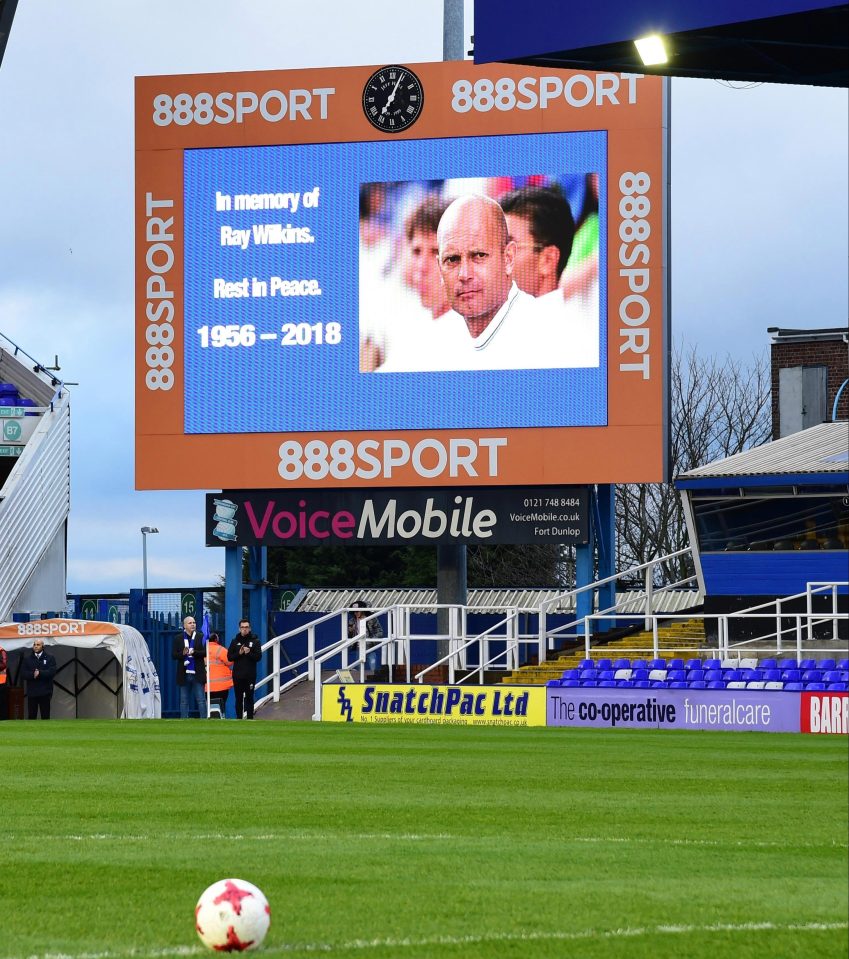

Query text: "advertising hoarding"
[205, 485, 589, 546]
[136, 63, 667, 490]
[322, 683, 546, 725]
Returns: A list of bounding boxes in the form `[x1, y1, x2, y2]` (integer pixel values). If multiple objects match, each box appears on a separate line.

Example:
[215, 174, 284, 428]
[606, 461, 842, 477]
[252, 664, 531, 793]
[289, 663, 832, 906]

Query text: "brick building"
[768, 327, 849, 439]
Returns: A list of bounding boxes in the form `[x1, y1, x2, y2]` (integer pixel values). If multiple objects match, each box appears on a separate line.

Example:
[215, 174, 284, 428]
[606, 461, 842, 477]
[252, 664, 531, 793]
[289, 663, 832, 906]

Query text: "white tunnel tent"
[0, 619, 161, 718]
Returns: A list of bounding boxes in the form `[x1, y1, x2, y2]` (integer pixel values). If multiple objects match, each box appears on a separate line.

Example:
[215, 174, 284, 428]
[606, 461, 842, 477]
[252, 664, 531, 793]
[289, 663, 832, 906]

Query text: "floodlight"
[635, 35, 668, 66]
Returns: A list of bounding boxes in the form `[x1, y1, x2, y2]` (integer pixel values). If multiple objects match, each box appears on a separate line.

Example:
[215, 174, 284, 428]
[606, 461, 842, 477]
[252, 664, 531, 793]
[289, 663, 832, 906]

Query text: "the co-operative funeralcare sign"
[206, 486, 588, 546]
[548, 687, 805, 733]
[135, 62, 668, 492]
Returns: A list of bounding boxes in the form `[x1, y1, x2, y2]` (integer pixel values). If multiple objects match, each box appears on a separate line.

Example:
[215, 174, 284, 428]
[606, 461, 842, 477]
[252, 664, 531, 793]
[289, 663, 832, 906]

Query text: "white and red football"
[195, 878, 271, 952]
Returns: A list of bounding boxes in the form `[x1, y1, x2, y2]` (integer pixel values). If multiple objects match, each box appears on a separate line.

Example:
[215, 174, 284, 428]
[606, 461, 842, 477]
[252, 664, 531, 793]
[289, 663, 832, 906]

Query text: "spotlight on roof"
[635, 34, 668, 66]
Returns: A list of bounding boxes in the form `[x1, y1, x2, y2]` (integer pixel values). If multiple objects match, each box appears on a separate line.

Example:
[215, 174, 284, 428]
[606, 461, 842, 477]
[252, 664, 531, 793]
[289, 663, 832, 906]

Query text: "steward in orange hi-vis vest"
[206, 634, 233, 717]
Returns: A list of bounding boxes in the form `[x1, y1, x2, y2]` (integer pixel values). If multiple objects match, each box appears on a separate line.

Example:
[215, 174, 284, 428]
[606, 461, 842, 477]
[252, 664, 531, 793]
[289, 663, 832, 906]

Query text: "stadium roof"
[474, 0, 849, 87]
[0, 0, 17, 69]
[768, 326, 849, 343]
[676, 421, 849, 484]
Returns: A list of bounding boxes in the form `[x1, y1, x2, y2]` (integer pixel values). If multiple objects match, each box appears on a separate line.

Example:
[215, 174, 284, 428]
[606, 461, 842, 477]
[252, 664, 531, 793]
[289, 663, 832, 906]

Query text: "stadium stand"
[544, 656, 845, 690]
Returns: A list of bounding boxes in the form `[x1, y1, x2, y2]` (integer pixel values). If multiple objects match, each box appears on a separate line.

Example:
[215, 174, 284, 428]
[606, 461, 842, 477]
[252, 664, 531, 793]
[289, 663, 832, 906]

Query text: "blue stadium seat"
[560, 679, 580, 687]
[685, 658, 702, 671]
[632, 669, 649, 682]
[648, 658, 666, 670]
[546, 679, 562, 687]
[616, 679, 635, 688]
[633, 680, 652, 688]
[741, 668, 763, 682]
[805, 682, 826, 691]
[631, 659, 648, 670]
[723, 669, 743, 683]
[704, 658, 722, 671]
[778, 658, 798, 671]
[781, 669, 801, 683]
[667, 658, 685, 671]
[818, 658, 836, 671]
[599, 680, 617, 688]
[578, 659, 595, 670]
[667, 669, 687, 683]
[827, 682, 848, 691]
[579, 668, 599, 681]
[799, 659, 817, 671]
[598, 670, 616, 682]
[688, 680, 707, 689]
[759, 658, 777, 670]
[838, 659, 849, 671]
[613, 658, 631, 669]
[763, 669, 782, 683]
[822, 670, 842, 684]
[801, 669, 823, 683]
[596, 658, 613, 671]
[704, 669, 724, 684]
[650, 680, 668, 688]
[784, 682, 803, 691]
[687, 669, 705, 682]
[669, 681, 688, 689]
[562, 668, 581, 680]
[707, 680, 726, 689]
[581, 680, 599, 687]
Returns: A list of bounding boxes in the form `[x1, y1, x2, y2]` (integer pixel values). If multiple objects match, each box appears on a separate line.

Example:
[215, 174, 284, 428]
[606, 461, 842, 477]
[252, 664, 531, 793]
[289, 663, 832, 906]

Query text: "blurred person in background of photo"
[500, 183, 575, 301]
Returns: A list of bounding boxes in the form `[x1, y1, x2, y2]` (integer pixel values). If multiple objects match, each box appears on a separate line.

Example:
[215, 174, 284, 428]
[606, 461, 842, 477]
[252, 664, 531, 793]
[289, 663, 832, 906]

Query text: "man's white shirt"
[377, 282, 599, 372]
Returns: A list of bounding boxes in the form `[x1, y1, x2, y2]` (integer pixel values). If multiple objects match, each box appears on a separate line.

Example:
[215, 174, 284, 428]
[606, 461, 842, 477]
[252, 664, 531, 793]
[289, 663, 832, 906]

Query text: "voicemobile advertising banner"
[205, 485, 588, 546]
[136, 63, 668, 490]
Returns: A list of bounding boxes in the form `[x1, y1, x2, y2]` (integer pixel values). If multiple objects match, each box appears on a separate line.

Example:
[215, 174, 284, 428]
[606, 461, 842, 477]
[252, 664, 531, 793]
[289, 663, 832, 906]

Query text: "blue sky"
[0, 1, 846, 595]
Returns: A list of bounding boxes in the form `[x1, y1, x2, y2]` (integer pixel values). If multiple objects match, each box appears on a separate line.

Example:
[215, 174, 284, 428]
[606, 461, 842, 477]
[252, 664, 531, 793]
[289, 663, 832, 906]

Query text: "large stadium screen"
[135, 63, 668, 490]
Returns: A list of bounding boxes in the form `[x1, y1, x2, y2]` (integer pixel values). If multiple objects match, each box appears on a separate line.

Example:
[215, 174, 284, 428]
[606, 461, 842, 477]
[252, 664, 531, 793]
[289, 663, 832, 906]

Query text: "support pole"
[224, 545, 243, 648]
[248, 546, 268, 646]
[435, 0, 469, 660]
[596, 484, 616, 629]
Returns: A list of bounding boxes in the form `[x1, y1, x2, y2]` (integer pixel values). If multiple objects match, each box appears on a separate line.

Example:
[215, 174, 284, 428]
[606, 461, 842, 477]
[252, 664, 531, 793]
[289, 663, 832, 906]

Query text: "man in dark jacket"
[172, 615, 207, 718]
[21, 639, 58, 719]
[227, 619, 262, 719]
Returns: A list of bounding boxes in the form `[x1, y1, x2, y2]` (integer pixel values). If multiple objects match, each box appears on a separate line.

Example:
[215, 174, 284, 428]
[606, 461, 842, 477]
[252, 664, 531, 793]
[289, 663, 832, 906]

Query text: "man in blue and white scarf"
[171, 615, 207, 718]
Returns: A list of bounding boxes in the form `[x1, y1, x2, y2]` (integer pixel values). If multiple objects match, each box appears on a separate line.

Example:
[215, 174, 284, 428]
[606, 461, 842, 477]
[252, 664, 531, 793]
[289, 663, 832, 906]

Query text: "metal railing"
[570, 582, 848, 665]
[250, 546, 845, 721]
[538, 547, 698, 658]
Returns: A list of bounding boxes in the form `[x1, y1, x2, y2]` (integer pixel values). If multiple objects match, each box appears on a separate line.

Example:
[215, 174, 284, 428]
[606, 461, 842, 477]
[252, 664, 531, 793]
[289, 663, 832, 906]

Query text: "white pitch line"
[19, 833, 849, 850]
[2, 920, 845, 959]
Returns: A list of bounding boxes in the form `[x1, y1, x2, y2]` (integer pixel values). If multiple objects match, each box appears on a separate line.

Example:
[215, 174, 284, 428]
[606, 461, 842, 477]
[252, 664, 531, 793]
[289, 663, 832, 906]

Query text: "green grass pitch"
[1, 720, 847, 958]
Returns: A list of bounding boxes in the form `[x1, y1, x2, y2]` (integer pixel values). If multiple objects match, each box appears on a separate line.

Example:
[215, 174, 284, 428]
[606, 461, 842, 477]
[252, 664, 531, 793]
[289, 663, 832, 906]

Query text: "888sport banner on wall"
[135, 63, 668, 491]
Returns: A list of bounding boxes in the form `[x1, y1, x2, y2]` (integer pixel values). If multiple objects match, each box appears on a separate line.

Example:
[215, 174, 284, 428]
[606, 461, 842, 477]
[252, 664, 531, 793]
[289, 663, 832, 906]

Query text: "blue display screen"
[183, 131, 607, 434]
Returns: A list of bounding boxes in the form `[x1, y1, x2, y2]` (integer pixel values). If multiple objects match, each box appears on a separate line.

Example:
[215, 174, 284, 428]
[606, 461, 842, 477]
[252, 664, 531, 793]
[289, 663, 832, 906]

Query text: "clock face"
[362, 65, 424, 133]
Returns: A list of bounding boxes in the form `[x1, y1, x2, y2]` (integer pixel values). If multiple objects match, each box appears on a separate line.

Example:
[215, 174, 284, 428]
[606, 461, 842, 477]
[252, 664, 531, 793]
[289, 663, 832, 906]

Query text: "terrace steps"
[501, 619, 708, 685]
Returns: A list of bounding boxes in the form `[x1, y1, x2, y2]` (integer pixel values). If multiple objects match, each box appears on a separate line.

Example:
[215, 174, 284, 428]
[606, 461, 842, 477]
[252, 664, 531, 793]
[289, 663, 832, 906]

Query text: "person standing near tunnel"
[21, 638, 57, 719]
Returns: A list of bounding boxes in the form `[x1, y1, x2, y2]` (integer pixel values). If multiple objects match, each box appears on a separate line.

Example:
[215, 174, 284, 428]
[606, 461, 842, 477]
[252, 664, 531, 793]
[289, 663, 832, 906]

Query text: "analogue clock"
[362, 65, 424, 133]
